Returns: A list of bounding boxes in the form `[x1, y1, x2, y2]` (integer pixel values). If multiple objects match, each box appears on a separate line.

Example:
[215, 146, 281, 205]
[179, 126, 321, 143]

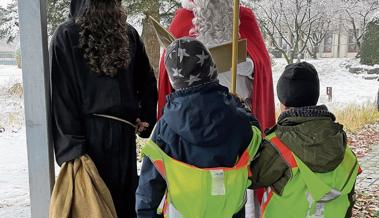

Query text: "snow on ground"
[0, 65, 23, 133]
[272, 58, 379, 110]
[0, 65, 29, 217]
[0, 129, 30, 218]
[0, 58, 378, 217]
[0, 65, 22, 88]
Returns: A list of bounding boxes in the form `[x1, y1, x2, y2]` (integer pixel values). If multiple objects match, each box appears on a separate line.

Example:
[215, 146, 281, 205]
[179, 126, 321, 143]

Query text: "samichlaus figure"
[250, 62, 360, 218]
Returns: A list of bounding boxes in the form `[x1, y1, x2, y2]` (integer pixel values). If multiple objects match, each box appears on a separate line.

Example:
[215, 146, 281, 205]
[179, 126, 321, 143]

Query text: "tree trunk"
[141, 0, 160, 78]
[355, 40, 361, 58]
[307, 46, 318, 59]
[287, 49, 295, 64]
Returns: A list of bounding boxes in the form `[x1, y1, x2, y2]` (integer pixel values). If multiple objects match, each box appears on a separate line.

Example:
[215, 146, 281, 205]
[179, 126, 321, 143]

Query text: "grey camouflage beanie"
[165, 37, 218, 90]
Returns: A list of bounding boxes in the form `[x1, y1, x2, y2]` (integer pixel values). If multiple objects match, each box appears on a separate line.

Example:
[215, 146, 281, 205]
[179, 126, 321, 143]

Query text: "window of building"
[323, 33, 333, 53]
[348, 29, 358, 53]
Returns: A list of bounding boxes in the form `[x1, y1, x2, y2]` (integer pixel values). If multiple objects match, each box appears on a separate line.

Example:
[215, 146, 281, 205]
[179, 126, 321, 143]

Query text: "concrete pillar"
[17, 0, 55, 217]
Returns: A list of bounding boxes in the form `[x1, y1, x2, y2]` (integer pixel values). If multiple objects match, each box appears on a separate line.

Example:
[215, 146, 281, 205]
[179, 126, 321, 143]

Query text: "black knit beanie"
[277, 62, 320, 107]
[165, 37, 218, 90]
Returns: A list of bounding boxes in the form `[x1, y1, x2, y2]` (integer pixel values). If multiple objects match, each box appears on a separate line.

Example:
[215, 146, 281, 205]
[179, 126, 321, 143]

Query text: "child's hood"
[276, 116, 347, 173]
[165, 37, 218, 90]
[161, 83, 252, 146]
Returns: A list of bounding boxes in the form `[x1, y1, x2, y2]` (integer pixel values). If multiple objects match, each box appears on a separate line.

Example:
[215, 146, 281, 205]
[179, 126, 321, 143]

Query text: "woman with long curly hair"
[50, 0, 157, 217]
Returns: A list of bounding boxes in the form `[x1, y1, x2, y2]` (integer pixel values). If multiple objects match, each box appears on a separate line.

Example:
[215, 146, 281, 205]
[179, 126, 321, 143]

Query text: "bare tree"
[47, 0, 70, 36]
[304, 1, 335, 59]
[124, 0, 180, 77]
[306, 18, 331, 59]
[0, 0, 74, 43]
[0, 0, 18, 43]
[125, 0, 158, 75]
[252, 0, 324, 64]
[341, 0, 379, 57]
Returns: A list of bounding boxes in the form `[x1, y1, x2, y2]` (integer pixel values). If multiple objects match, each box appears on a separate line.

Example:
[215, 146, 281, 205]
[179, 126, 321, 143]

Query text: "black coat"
[136, 83, 258, 218]
[50, 1, 157, 217]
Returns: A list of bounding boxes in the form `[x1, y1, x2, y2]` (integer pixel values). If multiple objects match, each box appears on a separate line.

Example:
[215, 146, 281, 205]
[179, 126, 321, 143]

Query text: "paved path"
[356, 143, 379, 190]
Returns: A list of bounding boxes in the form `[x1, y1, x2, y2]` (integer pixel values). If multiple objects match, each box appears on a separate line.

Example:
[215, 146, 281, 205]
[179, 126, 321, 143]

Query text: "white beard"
[190, 0, 234, 47]
[180, 0, 195, 10]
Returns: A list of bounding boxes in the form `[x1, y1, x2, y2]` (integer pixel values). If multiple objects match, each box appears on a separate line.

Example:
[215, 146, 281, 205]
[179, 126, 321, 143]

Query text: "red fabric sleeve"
[240, 6, 276, 131]
[240, 7, 276, 203]
[157, 9, 195, 118]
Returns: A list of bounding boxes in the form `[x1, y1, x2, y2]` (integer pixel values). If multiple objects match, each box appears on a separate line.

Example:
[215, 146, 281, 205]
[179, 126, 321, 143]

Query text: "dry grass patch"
[274, 104, 379, 133]
[334, 104, 379, 133]
[8, 83, 23, 97]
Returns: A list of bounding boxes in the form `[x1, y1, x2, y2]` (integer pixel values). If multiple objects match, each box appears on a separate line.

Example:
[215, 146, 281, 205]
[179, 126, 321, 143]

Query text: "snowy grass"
[0, 129, 30, 218]
[335, 104, 379, 133]
[0, 65, 23, 131]
[273, 58, 379, 133]
[272, 58, 379, 108]
[0, 65, 22, 89]
[0, 66, 27, 217]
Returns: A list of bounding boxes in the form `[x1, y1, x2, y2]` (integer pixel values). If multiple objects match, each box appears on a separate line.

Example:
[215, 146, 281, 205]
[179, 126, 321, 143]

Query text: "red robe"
[158, 6, 276, 131]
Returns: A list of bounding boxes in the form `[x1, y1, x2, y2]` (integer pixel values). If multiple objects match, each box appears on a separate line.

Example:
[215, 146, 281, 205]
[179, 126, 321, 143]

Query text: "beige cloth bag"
[49, 155, 117, 218]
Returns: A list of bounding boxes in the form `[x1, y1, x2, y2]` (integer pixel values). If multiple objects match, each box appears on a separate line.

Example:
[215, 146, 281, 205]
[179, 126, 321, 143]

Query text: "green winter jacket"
[250, 106, 356, 217]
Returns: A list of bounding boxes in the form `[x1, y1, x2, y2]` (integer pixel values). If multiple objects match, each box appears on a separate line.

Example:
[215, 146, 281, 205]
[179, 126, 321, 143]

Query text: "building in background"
[268, 23, 360, 59]
[0, 37, 18, 65]
[319, 28, 359, 58]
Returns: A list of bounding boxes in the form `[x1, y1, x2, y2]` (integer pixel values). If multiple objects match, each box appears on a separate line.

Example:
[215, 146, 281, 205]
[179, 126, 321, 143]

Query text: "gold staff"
[231, 0, 240, 94]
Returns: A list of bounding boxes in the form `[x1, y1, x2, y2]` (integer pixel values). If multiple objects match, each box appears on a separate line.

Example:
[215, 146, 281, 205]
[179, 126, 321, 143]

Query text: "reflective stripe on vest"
[142, 126, 262, 218]
[262, 133, 359, 218]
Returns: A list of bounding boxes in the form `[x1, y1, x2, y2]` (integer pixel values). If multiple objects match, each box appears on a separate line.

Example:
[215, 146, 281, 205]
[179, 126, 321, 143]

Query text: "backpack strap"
[267, 134, 357, 202]
[235, 126, 262, 169]
[142, 140, 167, 179]
[294, 147, 359, 202]
[143, 126, 262, 179]
[267, 135, 298, 168]
[267, 134, 341, 201]
[294, 155, 336, 202]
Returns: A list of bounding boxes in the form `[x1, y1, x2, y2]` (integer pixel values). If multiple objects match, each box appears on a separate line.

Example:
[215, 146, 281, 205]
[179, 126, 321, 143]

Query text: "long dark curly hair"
[76, 0, 130, 77]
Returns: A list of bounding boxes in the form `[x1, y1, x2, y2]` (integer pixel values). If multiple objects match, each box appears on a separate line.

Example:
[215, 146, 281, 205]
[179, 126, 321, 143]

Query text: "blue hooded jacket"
[136, 82, 258, 218]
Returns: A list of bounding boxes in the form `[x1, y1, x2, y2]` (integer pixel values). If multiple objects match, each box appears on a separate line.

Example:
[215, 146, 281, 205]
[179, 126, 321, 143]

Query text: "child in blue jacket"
[136, 38, 260, 218]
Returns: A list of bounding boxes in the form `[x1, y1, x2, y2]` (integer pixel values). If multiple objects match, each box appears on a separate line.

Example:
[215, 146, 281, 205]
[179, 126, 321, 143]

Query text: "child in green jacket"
[250, 62, 359, 218]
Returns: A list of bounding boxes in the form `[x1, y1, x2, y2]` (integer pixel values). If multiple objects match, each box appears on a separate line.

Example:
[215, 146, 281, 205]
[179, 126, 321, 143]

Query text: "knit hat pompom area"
[277, 62, 320, 107]
[165, 37, 218, 90]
